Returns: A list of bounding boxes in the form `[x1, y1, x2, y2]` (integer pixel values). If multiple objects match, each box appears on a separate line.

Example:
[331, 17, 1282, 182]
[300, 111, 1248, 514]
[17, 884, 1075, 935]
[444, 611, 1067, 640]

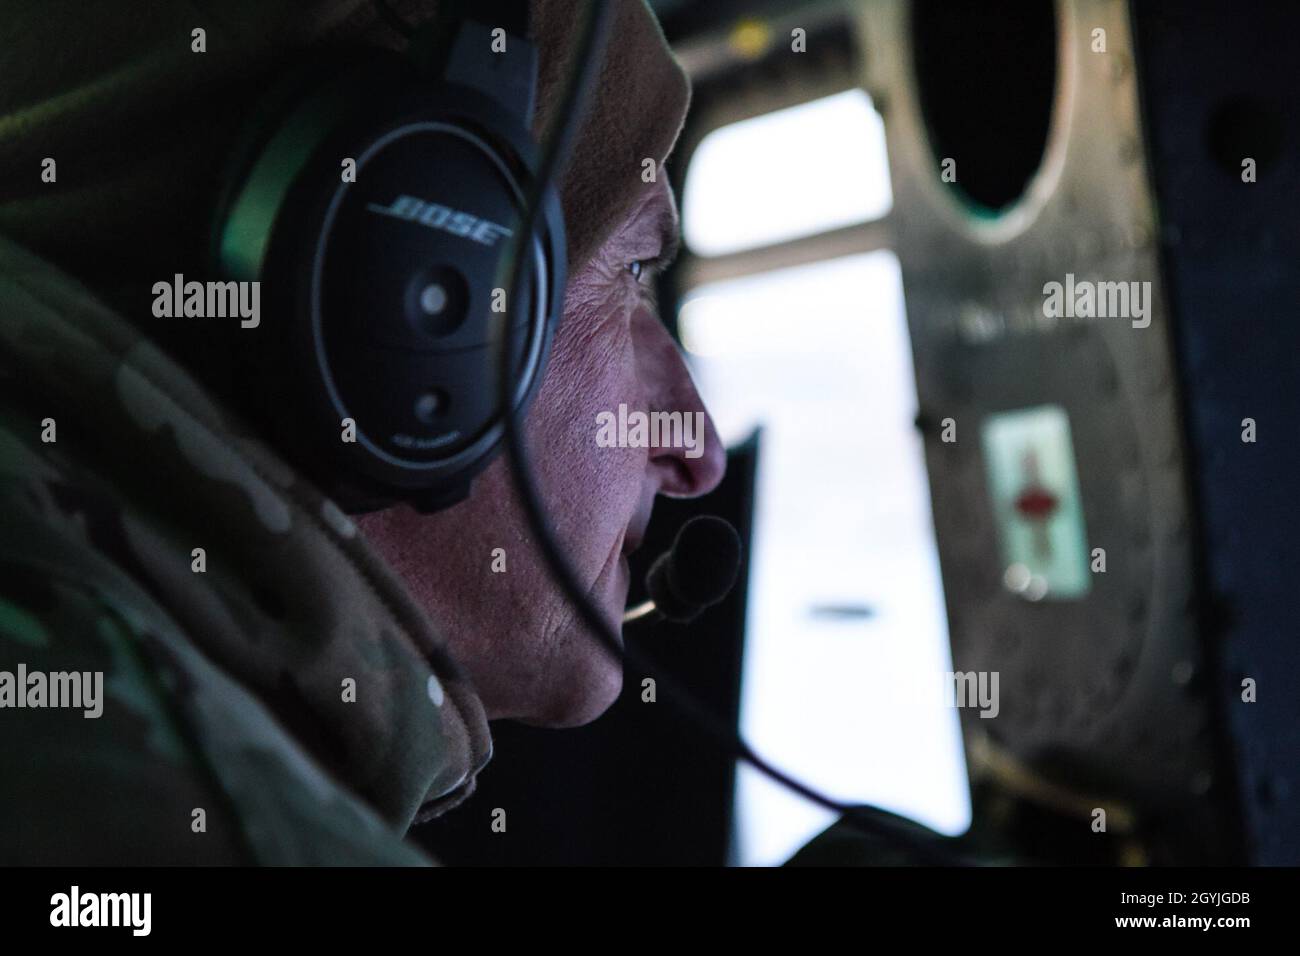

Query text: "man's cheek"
[541, 303, 637, 426]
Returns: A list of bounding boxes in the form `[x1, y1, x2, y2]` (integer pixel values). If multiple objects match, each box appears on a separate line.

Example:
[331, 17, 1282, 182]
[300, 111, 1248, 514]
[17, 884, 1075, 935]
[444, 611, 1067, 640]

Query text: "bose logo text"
[367, 195, 513, 247]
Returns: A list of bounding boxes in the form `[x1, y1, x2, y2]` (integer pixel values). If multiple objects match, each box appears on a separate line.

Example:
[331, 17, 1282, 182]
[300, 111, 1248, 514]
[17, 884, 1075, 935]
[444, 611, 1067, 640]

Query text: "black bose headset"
[210, 0, 563, 515]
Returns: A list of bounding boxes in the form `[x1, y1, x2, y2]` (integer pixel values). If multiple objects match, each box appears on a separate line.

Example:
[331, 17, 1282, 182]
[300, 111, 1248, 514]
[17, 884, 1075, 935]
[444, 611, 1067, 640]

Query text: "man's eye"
[627, 259, 645, 281]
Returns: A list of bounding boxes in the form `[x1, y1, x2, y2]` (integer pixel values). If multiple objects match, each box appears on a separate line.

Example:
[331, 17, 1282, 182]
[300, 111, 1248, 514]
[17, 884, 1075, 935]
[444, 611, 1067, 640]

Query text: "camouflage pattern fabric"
[0, 234, 492, 864]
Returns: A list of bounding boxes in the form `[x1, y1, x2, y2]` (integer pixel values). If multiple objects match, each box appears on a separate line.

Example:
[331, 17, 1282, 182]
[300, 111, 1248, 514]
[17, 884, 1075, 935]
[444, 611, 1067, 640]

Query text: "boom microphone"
[623, 516, 742, 625]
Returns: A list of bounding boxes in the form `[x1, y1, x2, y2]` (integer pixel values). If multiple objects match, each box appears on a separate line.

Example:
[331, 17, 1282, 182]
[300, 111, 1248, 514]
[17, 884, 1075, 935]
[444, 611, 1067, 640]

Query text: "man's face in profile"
[359, 175, 726, 727]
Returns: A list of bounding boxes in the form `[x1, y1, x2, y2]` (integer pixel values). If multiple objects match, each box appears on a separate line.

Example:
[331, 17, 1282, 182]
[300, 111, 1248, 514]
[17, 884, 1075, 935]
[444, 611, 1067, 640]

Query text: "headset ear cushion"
[209, 52, 400, 281]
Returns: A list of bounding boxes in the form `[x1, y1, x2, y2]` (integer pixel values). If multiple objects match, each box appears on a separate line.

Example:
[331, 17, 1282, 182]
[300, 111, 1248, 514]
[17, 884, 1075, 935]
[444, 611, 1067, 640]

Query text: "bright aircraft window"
[682, 89, 893, 257]
[680, 92, 969, 865]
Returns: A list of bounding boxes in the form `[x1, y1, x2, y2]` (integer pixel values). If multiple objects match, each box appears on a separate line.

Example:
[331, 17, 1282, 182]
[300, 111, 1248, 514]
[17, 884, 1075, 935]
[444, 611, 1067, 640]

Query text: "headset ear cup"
[211, 54, 565, 516]
[209, 55, 356, 279]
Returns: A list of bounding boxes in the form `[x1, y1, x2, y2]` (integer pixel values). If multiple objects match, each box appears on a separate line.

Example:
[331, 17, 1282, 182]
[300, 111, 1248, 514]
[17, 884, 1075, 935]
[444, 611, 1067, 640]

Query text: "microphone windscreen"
[646, 516, 742, 623]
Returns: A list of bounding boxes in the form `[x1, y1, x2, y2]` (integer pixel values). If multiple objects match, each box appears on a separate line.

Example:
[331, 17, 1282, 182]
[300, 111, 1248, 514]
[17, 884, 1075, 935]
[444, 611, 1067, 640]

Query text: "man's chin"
[479, 544, 632, 728]
[519, 570, 629, 728]
[517, 655, 624, 728]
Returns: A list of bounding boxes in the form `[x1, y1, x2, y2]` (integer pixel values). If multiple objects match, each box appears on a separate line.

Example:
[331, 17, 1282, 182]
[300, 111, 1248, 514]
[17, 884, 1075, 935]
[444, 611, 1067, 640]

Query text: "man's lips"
[621, 494, 656, 559]
[621, 517, 650, 558]
[621, 529, 644, 557]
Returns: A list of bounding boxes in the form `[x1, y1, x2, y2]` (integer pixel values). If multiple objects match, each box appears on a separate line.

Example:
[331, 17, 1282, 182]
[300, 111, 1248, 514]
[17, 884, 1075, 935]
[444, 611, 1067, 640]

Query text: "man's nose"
[639, 314, 727, 498]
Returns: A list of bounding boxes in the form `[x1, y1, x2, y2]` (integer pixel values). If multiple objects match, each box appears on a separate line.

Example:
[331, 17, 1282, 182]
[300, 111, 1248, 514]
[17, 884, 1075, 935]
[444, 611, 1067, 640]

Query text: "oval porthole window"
[912, 0, 1058, 217]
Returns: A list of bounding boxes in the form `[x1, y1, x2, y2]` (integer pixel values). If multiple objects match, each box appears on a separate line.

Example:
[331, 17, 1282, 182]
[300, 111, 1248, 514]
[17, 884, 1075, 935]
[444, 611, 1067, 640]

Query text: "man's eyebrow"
[653, 198, 682, 268]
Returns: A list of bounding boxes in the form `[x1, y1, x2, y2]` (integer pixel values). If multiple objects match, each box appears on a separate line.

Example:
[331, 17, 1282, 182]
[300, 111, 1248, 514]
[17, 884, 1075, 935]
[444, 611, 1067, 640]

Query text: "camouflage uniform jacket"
[0, 236, 492, 864]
